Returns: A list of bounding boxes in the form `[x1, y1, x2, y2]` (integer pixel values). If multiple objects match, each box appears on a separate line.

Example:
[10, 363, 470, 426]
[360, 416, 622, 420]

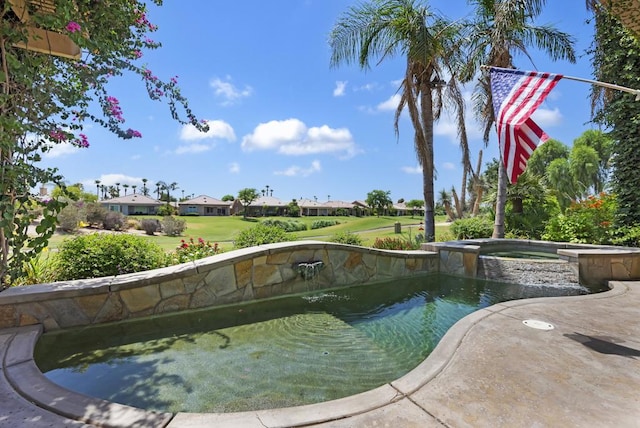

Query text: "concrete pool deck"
[1, 281, 639, 427]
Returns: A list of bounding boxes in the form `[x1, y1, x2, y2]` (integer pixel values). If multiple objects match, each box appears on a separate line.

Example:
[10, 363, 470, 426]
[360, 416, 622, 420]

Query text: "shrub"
[261, 219, 307, 232]
[613, 226, 640, 247]
[11, 252, 56, 286]
[157, 204, 175, 216]
[234, 224, 295, 248]
[103, 211, 126, 231]
[161, 216, 187, 236]
[329, 231, 363, 246]
[84, 202, 107, 227]
[57, 203, 84, 233]
[372, 237, 419, 250]
[450, 216, 493, 240]
[140, 219, 160, 235]
[53, 233, 166, 280]
[335, 208, 350, 216]
[311, 219, 340, 230]
[167, 237, 222, 264]
[542, 193, 616, 244]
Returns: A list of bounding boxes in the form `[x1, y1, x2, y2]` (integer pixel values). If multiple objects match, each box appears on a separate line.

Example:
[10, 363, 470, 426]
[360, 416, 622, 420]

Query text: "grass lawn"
[45, 215, 451, 252]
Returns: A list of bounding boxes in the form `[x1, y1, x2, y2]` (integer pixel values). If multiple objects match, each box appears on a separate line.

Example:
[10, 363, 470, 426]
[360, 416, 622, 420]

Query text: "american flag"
[490, 67, 563, 183]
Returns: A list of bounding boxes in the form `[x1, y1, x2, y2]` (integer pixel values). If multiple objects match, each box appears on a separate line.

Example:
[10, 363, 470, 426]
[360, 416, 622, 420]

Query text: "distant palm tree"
[94, 179, 101, 199]
[142, 178, 148, 196]
[155, 181, 164, 200]
[115, 182, 121, 197]
[167, 182, 179, 204]
[122, 184, 130, 196]
[461, 0, 576, 237]
[330, 0, 467, 241]
[132, 184, 137, 194]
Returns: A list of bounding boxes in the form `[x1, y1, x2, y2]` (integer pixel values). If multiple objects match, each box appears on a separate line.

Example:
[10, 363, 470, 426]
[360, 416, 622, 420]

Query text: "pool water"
[35, 273, 594, 413]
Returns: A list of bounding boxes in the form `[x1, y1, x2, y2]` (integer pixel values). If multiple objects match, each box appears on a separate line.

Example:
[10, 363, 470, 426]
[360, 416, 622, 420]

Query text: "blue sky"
[42, 1, 597, 203]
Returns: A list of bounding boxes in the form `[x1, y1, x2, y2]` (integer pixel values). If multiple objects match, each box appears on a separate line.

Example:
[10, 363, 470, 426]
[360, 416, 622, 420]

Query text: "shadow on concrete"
[565, 332, 640, 358]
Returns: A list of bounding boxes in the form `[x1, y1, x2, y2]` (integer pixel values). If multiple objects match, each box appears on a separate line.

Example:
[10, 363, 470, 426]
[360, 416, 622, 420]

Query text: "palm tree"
[142, 178, 148, 196]
[115, 182, 121, 197]
[330, 0, 466, 241]
[94, 179, 101, 199]
[132, 184, 137, 194]
[461, 0, 576, 237]
[122, 183, 129, 196]
[167, 182, 179, 204]
[155, 181, 163, 200]
[438, 189, 456, 222]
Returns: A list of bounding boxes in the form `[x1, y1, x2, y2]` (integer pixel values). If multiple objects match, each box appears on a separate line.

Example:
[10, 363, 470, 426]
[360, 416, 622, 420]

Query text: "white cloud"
[442, 162, 456, 170]
[175, 143, 211, 154]
[210, 76, 253, 105]
[241, 118, 359, 158]
[355, 82, 380, 92]
[275, 160, 322, 177]
[229, 162, 240, 173]
[532, 107, 563, 127]
[377, 94, 401, 111]
[402, 165, 422, 174]
[86, 173, 144, 188]
[333, 81, 347, 97]
[43, 142, 81, 158]
[180, 119, 236, 141]
[433, 89, 483, 143]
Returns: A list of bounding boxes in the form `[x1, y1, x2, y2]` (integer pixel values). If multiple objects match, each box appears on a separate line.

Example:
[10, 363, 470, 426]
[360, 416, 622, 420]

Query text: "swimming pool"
[35, 273, 597, 413]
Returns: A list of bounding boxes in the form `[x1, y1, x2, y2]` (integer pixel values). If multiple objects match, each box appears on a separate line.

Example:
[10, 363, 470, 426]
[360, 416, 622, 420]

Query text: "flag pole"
[481, 65, 640, 101]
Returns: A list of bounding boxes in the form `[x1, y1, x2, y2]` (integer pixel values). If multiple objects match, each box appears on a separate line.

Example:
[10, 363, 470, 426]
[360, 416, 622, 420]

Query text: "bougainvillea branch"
[0, 0, 209, 286]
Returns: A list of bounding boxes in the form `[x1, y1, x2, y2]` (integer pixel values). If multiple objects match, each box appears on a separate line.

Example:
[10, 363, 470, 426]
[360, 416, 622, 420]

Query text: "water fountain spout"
[297, 261, 324, 280]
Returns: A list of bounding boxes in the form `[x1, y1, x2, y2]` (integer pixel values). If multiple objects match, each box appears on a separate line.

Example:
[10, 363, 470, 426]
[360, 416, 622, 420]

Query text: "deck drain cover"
[522, 319, 554, 330]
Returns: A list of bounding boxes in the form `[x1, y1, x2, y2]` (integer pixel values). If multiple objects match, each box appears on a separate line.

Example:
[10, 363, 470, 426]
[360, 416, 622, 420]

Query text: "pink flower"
[106, 96, 124, 122]
[49, 129, 67, 141]
[133, 50, 143, 59]
[126, 129, 142, 138]
[75, 134, 89, 148]
[66, 21, 81, 33]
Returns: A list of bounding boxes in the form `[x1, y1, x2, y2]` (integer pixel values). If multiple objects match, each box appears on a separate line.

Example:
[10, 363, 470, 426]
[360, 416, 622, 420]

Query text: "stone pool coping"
[3, 238, 640, 427]
[1, 281, 633, 427]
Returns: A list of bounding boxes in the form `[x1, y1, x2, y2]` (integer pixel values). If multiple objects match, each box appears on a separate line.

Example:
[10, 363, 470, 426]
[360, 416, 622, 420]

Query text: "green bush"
[167, 237, 222, 264]
[161, 216, 187, 236]
[261, 219, 307, 232]
[542, 193, 616, 244]
[53, 233, 167, 280]
[613, 226, 640, 247]
[103, 211, 126, 231]
[372, 237, 419, 250]
[450, 216, 493, 240]
[329, 231, 363, 246]
[84, 202, 107, 227]
[311, 219, 340, 230]
[157, 204, 175, 216]
[57, 203, 84, 233]
[234, 224, 295, 248]
[140, 219, 160, 235]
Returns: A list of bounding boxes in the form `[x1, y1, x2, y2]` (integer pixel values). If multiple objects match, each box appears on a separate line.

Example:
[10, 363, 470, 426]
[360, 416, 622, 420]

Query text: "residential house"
[178, 195, 232, 216]
[231, 196, 289, 217]
[100, 194, 162, 215]
[298, 199, 330, 216]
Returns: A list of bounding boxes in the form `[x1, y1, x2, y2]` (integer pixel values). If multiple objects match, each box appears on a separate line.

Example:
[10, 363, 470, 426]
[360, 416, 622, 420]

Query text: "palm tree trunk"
[451, 187, 463, 219]
[492, 160, 507, 238]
